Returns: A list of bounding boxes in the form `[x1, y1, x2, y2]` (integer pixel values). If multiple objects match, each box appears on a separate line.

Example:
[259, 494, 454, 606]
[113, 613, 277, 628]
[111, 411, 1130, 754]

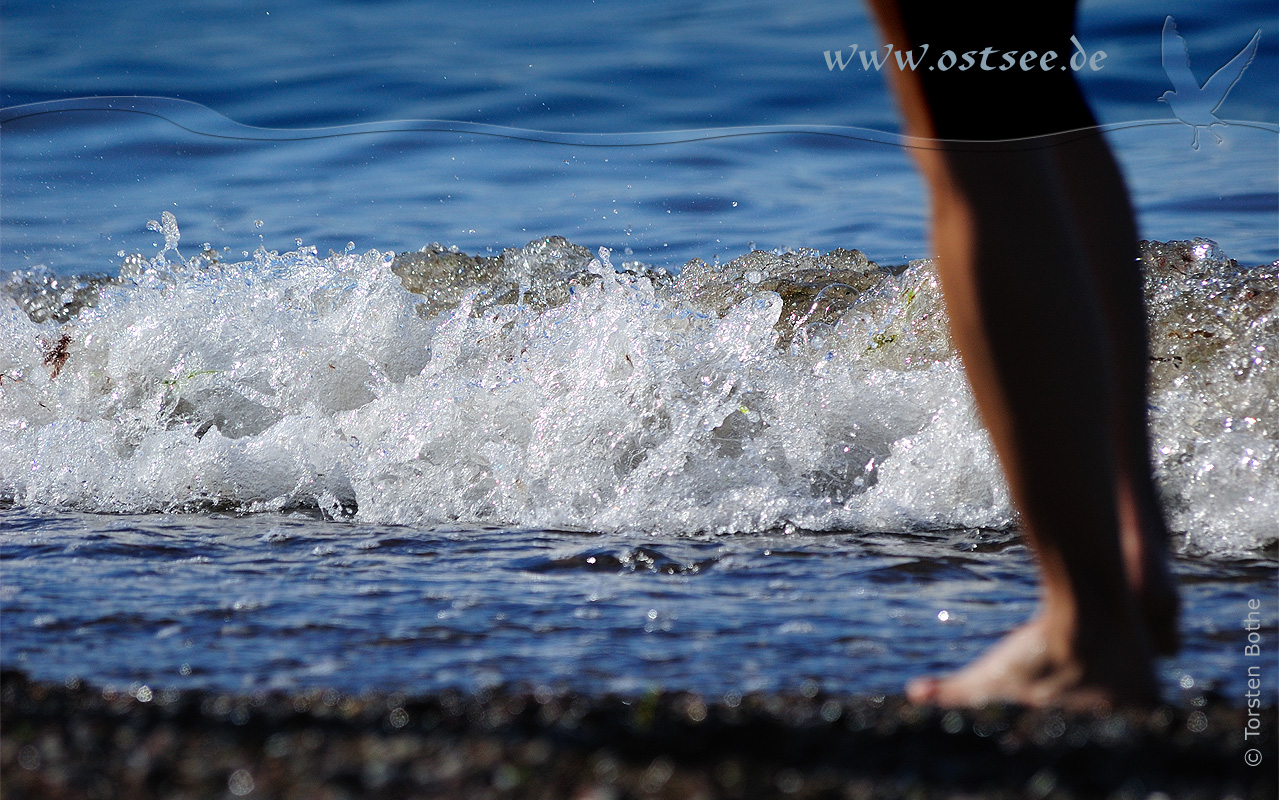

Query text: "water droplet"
[160, 211, 181, 252]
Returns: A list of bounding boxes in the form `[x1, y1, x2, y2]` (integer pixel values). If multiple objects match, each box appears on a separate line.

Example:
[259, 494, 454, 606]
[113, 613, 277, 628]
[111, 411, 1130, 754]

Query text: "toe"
[906, 676, 941, 705]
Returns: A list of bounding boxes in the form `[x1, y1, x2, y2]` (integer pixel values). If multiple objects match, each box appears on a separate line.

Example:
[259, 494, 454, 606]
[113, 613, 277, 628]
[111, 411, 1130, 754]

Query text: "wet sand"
[2, 670, 1273, 799]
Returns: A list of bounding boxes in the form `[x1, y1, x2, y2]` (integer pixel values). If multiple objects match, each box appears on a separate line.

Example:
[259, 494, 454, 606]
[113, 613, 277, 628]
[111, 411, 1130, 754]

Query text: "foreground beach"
[3, 670, 1272, 799]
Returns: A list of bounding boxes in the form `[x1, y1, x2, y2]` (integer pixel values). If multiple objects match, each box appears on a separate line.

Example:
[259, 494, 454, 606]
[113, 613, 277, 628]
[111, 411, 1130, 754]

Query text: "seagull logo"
[1159, 16, 1260, 149]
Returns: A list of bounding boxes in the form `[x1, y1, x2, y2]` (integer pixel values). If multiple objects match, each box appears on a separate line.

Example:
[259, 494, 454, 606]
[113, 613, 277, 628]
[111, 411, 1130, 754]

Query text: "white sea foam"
[0, 225, 1274, 554]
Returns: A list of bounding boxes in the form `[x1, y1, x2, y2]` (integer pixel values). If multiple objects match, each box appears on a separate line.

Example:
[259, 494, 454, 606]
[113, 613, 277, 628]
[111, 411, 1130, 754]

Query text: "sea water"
[1, 229, 1275, 697]
[1, 0, 1277, 700]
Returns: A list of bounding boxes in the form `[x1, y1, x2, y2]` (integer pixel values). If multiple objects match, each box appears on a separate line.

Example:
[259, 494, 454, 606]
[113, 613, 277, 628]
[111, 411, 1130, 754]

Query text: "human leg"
[911, 143, 1158, 706]
[866, 1, 1176, 705]
[1049, 133, 1180, 653]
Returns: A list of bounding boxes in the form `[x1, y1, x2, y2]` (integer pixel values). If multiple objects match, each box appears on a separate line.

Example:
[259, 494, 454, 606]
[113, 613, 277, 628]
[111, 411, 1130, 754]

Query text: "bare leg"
[867, 2, 1178, 706]
[907, 145, 1158, 707]
[1050, 133, 1179, 653]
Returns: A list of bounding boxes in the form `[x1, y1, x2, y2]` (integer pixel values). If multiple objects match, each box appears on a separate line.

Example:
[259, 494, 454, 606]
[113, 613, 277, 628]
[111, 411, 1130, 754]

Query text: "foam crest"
[0, 226, 1274, 554]
[1141, 240, 1278, 552]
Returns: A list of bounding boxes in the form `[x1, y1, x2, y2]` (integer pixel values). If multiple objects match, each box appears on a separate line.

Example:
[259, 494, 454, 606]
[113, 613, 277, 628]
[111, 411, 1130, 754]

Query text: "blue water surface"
[1, 0, 1277, 701]
[2, 0, 1276, 272]
[3, 509, 1276, 702]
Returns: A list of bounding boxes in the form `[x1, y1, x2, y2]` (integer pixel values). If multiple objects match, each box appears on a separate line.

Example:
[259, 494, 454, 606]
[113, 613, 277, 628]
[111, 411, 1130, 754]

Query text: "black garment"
[893, 2, 1096, 141]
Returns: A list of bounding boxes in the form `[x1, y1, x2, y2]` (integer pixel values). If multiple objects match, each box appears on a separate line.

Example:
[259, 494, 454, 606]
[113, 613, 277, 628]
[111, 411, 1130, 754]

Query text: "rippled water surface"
[3, 510, 1275, 702]
[2, 0, 1276, 271]
[1, 0, 1276, 702]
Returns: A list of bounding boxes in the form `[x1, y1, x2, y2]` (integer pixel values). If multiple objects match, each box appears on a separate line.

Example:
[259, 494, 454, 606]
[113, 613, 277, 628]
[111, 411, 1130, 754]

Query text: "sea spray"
[1, 225, 1274, 554]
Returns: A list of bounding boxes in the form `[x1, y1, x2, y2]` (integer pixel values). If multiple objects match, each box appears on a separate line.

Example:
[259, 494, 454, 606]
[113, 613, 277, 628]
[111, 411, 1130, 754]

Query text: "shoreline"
[3, 670, 1273, 799]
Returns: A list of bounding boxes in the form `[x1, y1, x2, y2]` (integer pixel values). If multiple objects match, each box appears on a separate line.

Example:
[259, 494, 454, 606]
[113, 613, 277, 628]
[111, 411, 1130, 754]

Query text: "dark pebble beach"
[2, 670, 1273, 800]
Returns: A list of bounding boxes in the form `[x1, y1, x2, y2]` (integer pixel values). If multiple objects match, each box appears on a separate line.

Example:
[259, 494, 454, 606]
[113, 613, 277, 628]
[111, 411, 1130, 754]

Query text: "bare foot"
[906, 615, 1158, 710]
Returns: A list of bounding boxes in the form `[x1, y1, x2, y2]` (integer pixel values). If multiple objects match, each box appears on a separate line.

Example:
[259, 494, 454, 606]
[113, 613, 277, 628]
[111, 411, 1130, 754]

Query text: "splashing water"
[1, 219, 1274, 554]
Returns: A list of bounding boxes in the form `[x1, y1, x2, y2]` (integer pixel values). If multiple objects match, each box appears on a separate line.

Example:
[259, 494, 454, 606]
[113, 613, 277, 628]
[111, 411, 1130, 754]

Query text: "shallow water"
[1, 0, 1277, 703]
[0, 236, 1275, 703]
[2, 509, 1275, 703]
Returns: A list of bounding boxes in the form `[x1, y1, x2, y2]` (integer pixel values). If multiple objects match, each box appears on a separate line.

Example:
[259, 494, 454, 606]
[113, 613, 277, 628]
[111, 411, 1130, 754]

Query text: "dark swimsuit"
[894, 2, 1096, 141]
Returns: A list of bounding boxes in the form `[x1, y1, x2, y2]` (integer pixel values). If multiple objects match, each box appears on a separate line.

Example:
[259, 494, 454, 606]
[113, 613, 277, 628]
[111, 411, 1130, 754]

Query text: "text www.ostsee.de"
[824, 36, 1106, 73]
